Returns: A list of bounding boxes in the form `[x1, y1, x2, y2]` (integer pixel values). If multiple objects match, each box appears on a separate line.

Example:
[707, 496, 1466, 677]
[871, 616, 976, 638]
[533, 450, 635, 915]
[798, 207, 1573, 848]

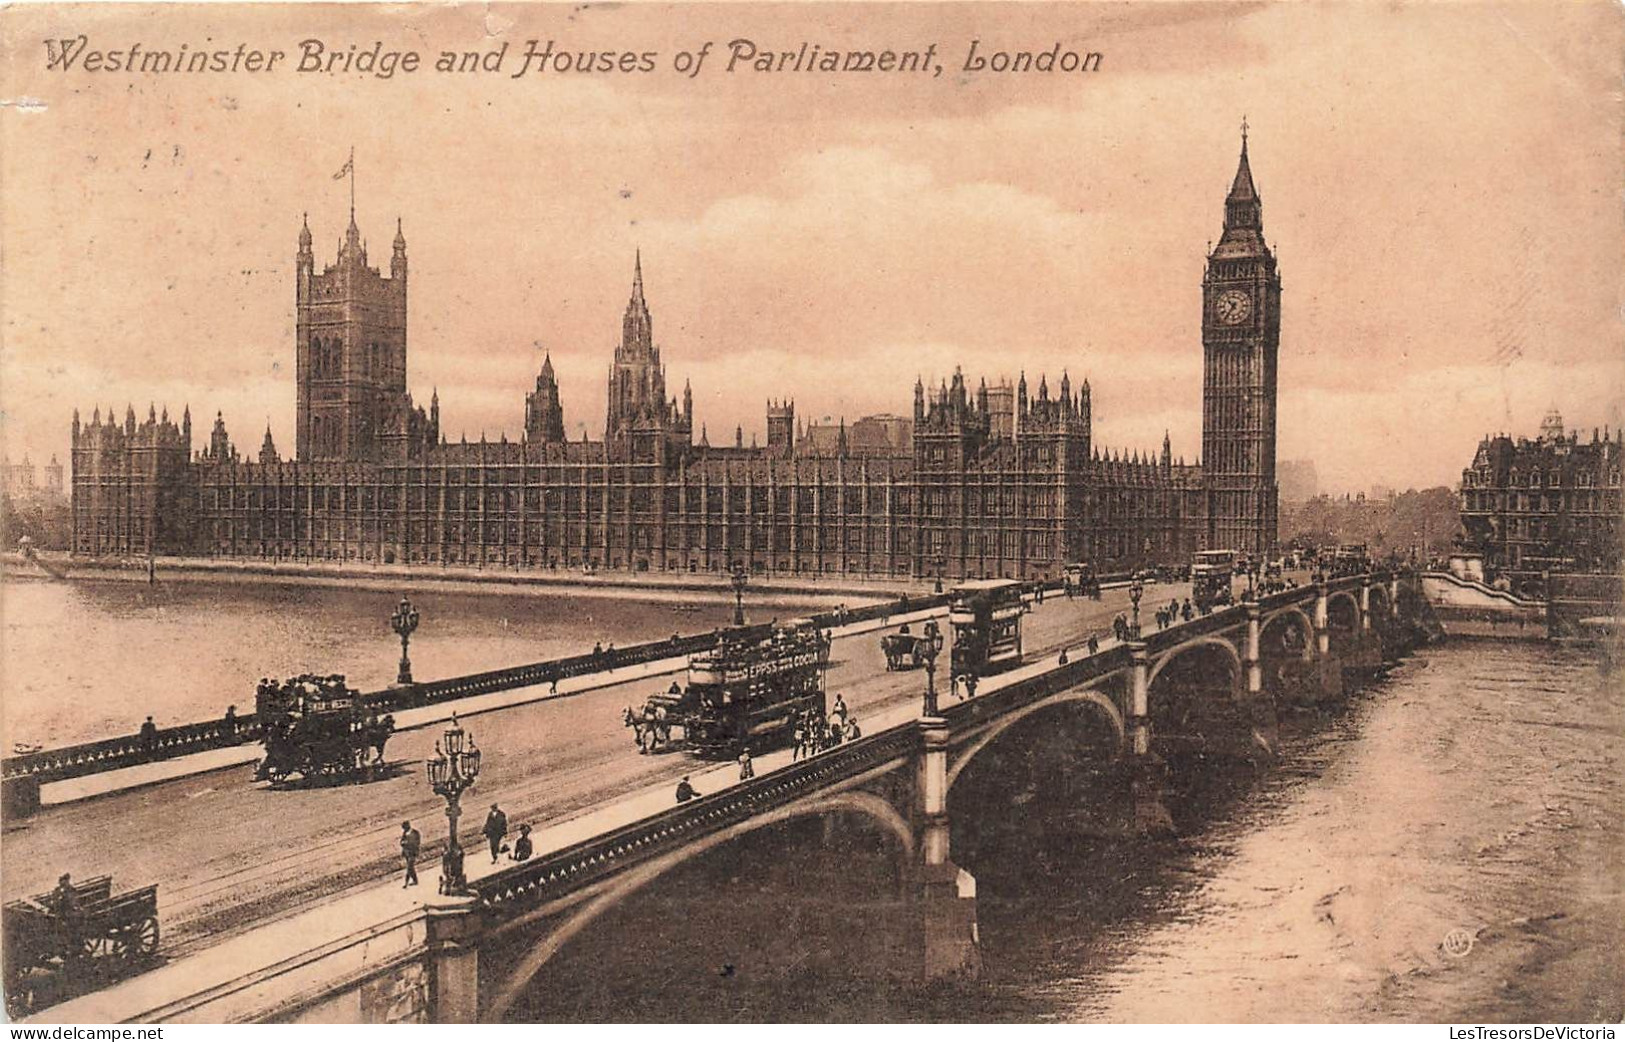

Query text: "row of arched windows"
[308, 337, 395, 380]
[310, 415, 343, 455]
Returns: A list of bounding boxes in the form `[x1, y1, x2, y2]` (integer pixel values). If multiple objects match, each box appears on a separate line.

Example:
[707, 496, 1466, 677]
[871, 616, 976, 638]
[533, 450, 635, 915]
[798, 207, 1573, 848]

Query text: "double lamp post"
[387, 595, 484, 897]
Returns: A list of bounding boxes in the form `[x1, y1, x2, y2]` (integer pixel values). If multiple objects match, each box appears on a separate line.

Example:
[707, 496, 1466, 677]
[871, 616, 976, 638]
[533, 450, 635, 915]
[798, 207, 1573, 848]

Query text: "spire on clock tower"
[1216, 119, 1267, 256]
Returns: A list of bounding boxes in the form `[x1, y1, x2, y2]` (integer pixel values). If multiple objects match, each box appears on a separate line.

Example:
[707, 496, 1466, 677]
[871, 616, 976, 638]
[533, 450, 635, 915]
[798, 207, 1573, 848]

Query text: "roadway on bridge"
[1, 580, 1185, 963]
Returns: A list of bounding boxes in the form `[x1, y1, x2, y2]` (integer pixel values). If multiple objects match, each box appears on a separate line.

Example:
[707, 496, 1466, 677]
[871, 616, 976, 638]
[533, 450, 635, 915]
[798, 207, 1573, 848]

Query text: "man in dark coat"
[483, 804, 508, 864]
[675, 776, 700, 803]
[400, 822, 421, 888]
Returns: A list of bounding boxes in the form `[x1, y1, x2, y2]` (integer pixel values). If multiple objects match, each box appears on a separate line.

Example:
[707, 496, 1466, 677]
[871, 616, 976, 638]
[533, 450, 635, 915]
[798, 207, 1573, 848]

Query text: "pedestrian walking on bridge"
[738, 750, 755, 781]
[400, 821, 421, 888]
[483, 803, 508, 864]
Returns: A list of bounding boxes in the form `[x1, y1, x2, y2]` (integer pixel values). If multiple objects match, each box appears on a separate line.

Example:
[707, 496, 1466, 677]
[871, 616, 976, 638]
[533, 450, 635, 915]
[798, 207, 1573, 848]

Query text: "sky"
[3, 1, 1622, 495]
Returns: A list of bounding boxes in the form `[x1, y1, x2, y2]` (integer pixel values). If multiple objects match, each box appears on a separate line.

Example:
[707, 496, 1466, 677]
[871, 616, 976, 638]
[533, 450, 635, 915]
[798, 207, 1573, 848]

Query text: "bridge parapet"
[473, 725, 918, 921]
[941, 645, 1132, 734]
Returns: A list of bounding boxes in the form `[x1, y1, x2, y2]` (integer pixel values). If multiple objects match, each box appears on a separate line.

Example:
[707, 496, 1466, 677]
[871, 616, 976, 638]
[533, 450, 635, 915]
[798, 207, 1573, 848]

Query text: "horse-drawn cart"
[881, 629, 931, 670]
[3, 875, 159, 1016]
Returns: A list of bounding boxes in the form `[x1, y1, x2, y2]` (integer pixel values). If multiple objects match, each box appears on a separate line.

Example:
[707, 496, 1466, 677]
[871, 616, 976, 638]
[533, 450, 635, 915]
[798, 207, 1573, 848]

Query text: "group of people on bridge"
[1148, 600, 1198, 633]
[792, 694, 860, 761]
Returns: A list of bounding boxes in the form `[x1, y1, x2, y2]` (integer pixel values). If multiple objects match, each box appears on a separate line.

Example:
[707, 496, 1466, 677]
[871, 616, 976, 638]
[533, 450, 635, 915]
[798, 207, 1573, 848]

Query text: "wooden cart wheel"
[78, 933, 104, 961]
[113, 917, 159, 962]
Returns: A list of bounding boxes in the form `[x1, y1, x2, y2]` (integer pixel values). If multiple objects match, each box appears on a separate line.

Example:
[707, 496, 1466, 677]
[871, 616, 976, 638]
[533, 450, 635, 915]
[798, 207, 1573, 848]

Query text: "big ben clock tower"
[1202, 121, 1280, 555]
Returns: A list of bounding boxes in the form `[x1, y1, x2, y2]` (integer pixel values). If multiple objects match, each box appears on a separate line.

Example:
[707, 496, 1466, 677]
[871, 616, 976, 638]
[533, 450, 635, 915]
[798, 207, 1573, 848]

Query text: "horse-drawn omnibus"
[1064, 562, 1100, 599]
[626, 619, 830, 757]
[254, 674, 394, 785]
[4, 874, 159, 1016]
[948, 579, 1028, 677]
[1191, 549, 1235, 611]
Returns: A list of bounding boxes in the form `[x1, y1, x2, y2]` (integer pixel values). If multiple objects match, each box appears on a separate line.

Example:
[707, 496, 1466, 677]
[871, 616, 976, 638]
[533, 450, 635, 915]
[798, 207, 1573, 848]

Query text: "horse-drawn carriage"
[881, 626, 932, 670]
[3, 874, 159, 1016]
[626, 619, 829, 757]
[254, 674, 394, 785]
[1064, 562, 1102, 600]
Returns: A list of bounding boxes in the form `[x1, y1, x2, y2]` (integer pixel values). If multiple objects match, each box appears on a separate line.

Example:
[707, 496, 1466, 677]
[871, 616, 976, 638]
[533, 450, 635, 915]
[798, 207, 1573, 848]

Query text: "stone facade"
[1459, 408, 1624, 579]
[71, 137, 1280, 580]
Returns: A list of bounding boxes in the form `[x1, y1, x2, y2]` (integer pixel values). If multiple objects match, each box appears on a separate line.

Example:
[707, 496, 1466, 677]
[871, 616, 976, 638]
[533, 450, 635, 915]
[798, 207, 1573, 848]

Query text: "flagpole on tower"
[332, 148, 357, 225]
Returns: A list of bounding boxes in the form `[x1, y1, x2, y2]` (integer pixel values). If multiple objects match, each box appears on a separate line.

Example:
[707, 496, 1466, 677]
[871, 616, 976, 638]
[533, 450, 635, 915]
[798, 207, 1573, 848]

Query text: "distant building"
[1459, 408, 1623, 579]
[3, 454, 65, 501]
[798, 414, 913, 457]
[3, 455, 36, 496]
[1277, 459, 1319, 504]
[72, 133, 1281, 577]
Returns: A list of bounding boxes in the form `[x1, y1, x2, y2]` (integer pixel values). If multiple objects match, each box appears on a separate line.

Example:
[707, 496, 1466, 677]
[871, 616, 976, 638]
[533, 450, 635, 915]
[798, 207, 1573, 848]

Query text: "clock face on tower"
[1214, 289, 1253, 325]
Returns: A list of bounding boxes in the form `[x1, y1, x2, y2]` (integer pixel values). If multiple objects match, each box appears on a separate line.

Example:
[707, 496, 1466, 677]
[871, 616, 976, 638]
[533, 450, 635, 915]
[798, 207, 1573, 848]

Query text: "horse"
[622, 706, 650, 753]
[368, 715, 395, 767]
[623, 705, 670, 753]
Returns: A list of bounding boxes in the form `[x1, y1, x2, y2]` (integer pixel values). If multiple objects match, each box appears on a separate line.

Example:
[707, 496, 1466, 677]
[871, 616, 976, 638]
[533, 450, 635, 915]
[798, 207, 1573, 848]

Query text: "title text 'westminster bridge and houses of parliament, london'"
[71, 133, 1281, 578]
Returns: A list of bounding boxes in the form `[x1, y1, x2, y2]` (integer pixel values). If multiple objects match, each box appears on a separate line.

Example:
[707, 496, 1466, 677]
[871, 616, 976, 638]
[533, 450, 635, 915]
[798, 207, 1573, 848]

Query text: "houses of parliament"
[70, 134, 1280, 581]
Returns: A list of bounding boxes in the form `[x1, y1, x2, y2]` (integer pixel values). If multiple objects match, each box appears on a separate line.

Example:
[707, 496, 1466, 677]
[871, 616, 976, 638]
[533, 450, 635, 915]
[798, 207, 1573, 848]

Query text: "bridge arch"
[484, 789, 914, 1021]
[946, 688, 1124, 794]
[1147, 636, 1243, 699]
[1261, 605, 1315, 661]
[1326, 589, 1360, 621]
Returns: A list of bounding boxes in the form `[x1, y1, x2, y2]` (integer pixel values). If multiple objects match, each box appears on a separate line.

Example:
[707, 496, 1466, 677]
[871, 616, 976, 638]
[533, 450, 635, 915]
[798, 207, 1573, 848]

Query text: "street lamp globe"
[919, 618, 946, 717]
[390, 596, 421, 687]
[426, 715, 480, 895]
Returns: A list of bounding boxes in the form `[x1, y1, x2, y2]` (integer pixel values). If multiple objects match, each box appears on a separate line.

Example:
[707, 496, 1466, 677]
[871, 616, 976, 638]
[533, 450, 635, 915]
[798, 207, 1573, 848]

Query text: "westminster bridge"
[20, 569, 1431, 1024]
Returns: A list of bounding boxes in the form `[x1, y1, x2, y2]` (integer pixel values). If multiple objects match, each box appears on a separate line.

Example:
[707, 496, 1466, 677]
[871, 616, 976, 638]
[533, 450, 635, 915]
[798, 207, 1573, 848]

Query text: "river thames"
[0, 575, 842, 748]
[960, 640, 1624, 1023]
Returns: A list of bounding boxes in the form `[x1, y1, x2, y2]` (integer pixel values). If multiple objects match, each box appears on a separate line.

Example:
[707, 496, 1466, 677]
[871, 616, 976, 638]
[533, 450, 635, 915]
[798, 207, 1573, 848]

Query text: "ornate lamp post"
[729, 563, 749, 627]
[390, 596, 421, 686]
[1129, 578, 1144, 640]
[1238, 554, 1255, 601]
[426, 715, 481, 895]
[919, 618, 946, 717]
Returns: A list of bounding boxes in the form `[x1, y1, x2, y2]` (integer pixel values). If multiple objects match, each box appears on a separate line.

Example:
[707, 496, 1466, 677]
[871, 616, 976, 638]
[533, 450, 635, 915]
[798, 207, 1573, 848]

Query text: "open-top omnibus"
[626, 619, 829, 758]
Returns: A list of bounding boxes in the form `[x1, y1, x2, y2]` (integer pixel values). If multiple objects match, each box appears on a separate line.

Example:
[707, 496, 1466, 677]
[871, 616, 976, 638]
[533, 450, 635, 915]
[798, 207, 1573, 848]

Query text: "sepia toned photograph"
[1, 0, 1621, 1027]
